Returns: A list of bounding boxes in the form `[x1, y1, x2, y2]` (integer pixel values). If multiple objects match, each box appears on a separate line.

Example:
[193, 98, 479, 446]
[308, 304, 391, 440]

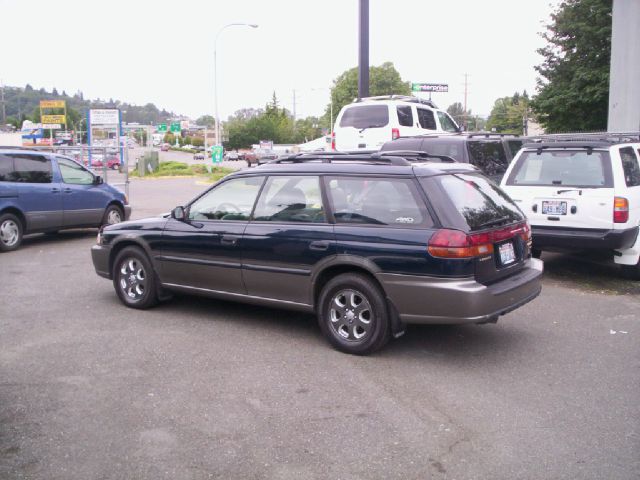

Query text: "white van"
[332, 95, 460, 151]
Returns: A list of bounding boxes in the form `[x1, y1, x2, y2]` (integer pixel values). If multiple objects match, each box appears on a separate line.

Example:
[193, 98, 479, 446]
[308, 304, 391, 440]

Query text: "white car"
[500, 134, 640, 277]
[332, 95, 460, 151]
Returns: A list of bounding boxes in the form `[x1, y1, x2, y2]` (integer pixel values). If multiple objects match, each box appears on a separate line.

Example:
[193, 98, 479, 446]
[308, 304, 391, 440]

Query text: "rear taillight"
[331, 131, 336, 151]
[614, 197, 629, 223]
[392, 128, 400, 140]
[428, 229, 494, 258]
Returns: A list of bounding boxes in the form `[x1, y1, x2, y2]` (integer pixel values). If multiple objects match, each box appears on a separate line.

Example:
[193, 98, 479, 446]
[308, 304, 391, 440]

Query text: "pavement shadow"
[20, 229, 97, 249]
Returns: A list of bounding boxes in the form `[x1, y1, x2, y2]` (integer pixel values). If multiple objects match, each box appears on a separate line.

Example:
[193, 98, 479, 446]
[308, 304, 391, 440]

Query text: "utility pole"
[292, 89, 296, 121]
[463, 73, 469, 131]
[0, 81, 6, 124]
[358, 0, 369, 99]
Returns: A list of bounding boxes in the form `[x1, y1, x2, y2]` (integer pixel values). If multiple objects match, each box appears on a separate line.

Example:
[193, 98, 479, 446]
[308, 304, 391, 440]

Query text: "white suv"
[332, 95, 460, 151]
[500, 134, 640, 278]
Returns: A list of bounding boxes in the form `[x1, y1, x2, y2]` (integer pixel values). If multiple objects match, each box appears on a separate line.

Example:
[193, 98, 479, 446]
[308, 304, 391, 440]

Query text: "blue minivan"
[0, 148, 130, 251]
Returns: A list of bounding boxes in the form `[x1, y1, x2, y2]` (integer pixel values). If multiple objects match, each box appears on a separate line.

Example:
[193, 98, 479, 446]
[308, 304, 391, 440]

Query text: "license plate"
[542, 200, 567, 215]
[499, 241, 516, 265]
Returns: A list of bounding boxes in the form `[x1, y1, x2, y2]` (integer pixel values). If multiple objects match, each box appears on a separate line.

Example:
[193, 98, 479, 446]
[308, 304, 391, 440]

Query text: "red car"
[91, 155, 121, 170]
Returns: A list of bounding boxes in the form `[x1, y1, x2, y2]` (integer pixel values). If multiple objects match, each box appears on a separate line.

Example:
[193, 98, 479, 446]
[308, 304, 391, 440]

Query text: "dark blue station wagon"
[91, 152, 542, 354]
[0, 148, 130, 251]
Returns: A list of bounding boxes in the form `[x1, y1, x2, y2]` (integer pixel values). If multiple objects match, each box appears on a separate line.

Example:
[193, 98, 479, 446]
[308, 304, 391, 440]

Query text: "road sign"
[211, 145, 223, 163]
[411, 82, 449, 93]
[41, 123, 62, 129]
[170, 122, 181, 133]
[157, 123, 167, 132]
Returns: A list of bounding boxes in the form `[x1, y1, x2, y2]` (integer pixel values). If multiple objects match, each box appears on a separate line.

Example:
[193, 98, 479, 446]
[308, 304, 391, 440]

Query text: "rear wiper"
[358, 124, 384, 132]
[477, 216, 510, 229]
[557, 188, 582, 195]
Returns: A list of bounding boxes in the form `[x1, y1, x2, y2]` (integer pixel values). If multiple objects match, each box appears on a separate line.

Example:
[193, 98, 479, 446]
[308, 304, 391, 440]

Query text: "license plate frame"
[498, 241, 516, 266]
[542, 200, 567, 215]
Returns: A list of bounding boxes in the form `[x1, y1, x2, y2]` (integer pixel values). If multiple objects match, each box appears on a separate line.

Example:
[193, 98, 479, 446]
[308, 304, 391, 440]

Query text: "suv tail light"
[614, 197, 629, 223]
[331, 131, 336, 151]
[392, 128, 400, 140]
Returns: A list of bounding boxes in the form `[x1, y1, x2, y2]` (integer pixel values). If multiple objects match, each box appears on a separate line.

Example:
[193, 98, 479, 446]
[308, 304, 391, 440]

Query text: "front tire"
[112, 246, 159, 309]
[103, 204, 123, 226]
[0, 213, 23, 252]
[317, 273, 391, 355]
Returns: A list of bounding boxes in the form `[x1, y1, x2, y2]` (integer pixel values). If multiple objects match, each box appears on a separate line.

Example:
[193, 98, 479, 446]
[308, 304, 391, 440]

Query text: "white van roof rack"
[527, 132, 640, 144]
[353, 95, 438, 109]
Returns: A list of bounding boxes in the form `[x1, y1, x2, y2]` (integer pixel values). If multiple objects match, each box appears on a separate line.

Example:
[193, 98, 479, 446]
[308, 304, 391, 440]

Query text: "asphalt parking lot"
[1, 177, 639, 480]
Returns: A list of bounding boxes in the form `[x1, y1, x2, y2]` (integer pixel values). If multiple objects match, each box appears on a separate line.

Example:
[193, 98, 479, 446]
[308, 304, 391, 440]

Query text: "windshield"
[508, 150, 612, 187]
[437, 111, 460, 132]
[428, 173, 523, 231]
[339, 105, 389, 129]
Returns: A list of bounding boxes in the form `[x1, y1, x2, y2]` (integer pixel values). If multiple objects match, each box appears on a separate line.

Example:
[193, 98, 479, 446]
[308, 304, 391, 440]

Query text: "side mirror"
[94, 175, 104, 185]
[171, 206, 186, 221]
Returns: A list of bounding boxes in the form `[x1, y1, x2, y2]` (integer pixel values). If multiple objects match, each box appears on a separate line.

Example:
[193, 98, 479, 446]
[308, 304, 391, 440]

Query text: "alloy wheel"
[329, 288, 373, 342]
[118, 257, 147, 301]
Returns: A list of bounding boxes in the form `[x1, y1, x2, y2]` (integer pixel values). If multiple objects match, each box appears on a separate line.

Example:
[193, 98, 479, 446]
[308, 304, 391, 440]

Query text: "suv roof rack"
[353, 95, 438, 109]
[466, 132, 521, 138]
[527, 131, 640, 144]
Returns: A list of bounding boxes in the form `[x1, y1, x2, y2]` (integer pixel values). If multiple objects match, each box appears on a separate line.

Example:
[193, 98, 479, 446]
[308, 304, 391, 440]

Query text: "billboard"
[40, 100, 66, 109]
[41, 114, 66, 125]
[90, 109, 120, 125]
[411, 83, 449, 93]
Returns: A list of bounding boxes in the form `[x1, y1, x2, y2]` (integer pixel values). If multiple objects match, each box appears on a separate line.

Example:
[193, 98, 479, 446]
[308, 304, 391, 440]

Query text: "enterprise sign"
[411, 83, 449, 93]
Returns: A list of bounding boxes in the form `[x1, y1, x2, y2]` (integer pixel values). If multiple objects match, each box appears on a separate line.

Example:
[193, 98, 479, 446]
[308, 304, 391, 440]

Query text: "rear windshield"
[428, 173, 523, 231]
[507, 150, 612, 187]
[467, 141, 508, 177]
[339, 105, 389, 129]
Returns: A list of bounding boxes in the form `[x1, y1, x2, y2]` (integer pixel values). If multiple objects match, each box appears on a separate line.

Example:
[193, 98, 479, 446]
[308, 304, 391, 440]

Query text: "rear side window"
[339, 105, 389, 129]
[429, 173, 523, 231]
[416, 108, 437, 130]
[419, 140, 465, 162]
[396, 106, 413, 127]
[326, 176, 432, 227]
[0, 154, 15, 181]
[619, 147, 640, 187]
[467, 141, 508, 177]
[506, 139, 523, 158]
[437, 111, 459, 132]
[508, 150, 611, 187]
[11, 154, 52, 183]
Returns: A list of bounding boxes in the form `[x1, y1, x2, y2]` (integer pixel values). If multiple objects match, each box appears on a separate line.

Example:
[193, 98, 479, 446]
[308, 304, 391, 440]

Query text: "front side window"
[396, 106, 413, 127]
[437, 111, 459, 132]
[188, 176, 264, 221]
[339, 105, 389, 129]
[619, 147, 640, 187]
[431, 173, 523, 232]
[58, 158, 94, 185]
[467, 141, 508, 177]
[327, 176, 431, 227]
[416, 108, 437, 130]
[253, 176, 325, 223]
[508, 150, 611, 187]
[10, 154, 52, 183]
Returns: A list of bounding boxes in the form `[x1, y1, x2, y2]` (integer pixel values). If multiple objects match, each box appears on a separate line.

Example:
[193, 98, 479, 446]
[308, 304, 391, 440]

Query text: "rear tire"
[112, 246, 159, 309]
[0, 213, 23, 252]
[317, 273, 391, 355]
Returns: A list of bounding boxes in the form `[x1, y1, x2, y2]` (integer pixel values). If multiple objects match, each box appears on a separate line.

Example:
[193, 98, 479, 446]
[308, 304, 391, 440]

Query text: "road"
[0, 177, 638, 480]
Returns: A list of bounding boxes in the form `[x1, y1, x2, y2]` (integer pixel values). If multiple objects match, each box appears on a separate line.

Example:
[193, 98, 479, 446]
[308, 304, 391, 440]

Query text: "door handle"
[51, 187, 60, 193]
[63, 188, 73, 193]
[309, 240, 330, 251]
[221, 235, 239, 246]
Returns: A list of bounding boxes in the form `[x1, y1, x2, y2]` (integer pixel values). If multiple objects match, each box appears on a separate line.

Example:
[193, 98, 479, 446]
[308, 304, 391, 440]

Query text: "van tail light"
[392, 128, 400, 140]
[614, 197, 629, 223]
[331, 131, 336, 150]
[428, 229, 494, 258]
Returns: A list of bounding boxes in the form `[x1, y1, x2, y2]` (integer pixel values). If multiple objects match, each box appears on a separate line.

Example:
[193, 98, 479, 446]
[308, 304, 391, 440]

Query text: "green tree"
[531, 0, 612, 132]
[196, 115, 215, 127]
[324, 61, 411, 127]
[486, 92, 530, 134]
[446, 102, 476, 129]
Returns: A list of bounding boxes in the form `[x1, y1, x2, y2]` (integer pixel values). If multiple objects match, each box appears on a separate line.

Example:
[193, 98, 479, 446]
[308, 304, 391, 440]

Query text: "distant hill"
[1, 84, 180, 127]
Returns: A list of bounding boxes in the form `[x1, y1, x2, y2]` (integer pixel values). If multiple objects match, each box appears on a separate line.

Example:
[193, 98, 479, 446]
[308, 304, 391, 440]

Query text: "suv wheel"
[317, 273, 390, 355]
[103, 205, 123, 226]
[0, 213, 23, 252]
[112, 246, 158, 309]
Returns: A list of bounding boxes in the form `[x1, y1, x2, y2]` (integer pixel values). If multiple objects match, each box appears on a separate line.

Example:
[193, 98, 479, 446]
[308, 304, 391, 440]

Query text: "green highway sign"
[211, 145, 223, 163]
[157, 123, 167, 132]
[170, 122, 181, 133]
[411, 82, 448, 93]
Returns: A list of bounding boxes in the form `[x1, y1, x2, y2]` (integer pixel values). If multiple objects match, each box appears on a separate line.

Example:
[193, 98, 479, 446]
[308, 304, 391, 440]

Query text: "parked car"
[91, 155, 121, 170]
[0, 148, 131, 252]
[91, 151, 542, 355]
[381, 133, 524, 183]
[333, 95, 460, 151]
[225, 151, 240, 161]
[500, 133, 640, 277]
[244, 151, 258, 167]
[193, 152, 205, 161]
[160, 143, 171, 152]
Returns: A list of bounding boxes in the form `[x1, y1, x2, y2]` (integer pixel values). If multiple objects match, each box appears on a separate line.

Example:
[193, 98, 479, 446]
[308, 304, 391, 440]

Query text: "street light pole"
[214, 22, 258, 149]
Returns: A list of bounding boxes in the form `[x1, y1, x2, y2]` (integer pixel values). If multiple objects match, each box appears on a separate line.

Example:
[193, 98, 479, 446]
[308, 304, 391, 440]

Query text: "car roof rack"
[267, 150, 456, 167]
[372, 150, 456, 163]
[352, 95, 438, 109]
[466, 132, 521, 138]
[526, 131, 640, 144]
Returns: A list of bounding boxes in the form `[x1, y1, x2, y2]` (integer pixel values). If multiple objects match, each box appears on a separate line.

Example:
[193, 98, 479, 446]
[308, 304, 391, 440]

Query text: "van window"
[396, 106, 413, 127]
[11, 154, 52, 183]
[339, 105, 389, 129]
[437, 112, 459, 132]
[508, 150, 612, 187]
[467, 141, 508, 178]
[416, 108, 437, 130]
[620, 147, 640, 187]
[0, 155, 15, 181]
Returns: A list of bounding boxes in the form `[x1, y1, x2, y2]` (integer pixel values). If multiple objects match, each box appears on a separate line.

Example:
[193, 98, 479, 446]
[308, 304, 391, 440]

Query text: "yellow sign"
[40, 100, 66, 109]
[42, 114, 67, 125]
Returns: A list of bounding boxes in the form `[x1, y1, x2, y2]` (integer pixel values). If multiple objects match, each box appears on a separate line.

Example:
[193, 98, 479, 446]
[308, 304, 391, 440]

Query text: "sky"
[0, 0, 559, 121]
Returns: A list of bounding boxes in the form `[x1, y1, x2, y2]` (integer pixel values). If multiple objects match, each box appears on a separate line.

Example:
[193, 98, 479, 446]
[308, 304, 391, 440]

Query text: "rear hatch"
[422, 172, 530, 284]
[503, 149, 614, 230]
[334, 105, 390, 151]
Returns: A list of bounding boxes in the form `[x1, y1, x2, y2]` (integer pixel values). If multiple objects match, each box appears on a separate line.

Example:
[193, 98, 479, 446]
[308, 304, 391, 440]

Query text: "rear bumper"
[378, 258, 543, 325]
[532, 226, 638, 250]
[91, 244, 112, 279]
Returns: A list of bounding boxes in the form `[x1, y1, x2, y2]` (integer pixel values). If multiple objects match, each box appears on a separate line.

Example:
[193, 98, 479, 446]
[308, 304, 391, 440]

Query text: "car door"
[8, 153, 62, 232]
[158, 175, 265, 294]
[56, 157, 109, 227]
[242, 175, 335, 305]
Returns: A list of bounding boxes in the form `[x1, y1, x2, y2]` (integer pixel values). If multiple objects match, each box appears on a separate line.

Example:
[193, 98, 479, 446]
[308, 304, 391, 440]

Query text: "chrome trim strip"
[155, 255, 242, 269]
[242, 263, 310, 276]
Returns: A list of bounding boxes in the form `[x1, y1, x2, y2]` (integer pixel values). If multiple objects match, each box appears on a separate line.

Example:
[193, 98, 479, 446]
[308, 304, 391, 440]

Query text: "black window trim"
[4, 152, 53, 184]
